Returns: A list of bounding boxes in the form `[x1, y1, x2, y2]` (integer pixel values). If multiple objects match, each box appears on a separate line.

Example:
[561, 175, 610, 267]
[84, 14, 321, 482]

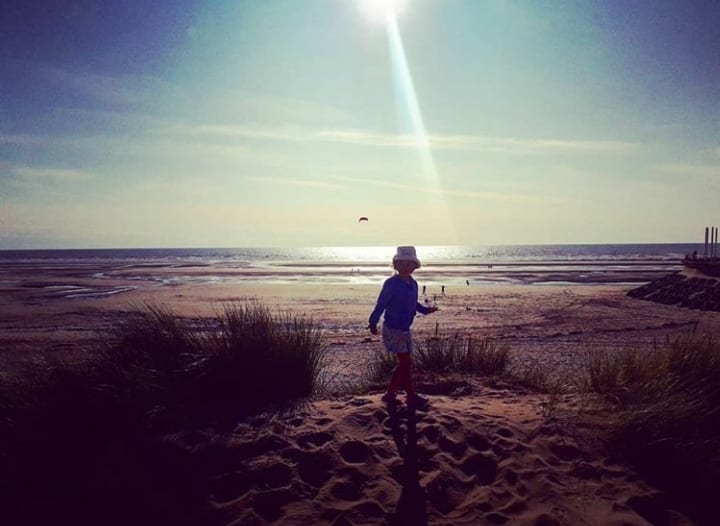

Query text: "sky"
[1, 0, 719, 249]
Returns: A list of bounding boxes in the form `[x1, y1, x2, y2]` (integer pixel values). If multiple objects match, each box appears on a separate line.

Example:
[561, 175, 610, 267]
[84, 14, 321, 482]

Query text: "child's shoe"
[407, 393, 429, 409]
[381, 392, 399, 405]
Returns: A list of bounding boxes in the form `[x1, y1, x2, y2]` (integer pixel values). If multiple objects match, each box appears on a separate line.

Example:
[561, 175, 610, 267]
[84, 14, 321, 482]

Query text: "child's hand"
[427, 306, 439, 314]
[368, 323, 378, 335]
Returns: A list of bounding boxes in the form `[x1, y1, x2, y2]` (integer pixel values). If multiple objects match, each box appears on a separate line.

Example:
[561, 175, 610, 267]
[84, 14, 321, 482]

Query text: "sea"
[0, 244, 699, 295]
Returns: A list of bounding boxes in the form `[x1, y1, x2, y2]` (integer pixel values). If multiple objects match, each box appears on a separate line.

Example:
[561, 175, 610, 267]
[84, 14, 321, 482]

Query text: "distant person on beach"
[422, 285, 426, 295]
[441, 285, 445, 295]
[368, 246, 438, 408]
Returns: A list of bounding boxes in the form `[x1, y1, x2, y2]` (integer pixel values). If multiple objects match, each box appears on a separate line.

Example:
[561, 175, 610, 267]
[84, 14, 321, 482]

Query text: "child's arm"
[368, 280, 393, 334]
[416, 303, 438, 315]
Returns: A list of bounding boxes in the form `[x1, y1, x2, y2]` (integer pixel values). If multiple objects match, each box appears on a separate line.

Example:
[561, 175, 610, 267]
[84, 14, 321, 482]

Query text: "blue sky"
[1, 0, 718, 248]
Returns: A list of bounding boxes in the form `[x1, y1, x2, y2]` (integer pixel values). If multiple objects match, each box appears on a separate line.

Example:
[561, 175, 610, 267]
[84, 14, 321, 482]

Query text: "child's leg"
[388, 352, 412, 394]
[399, 352, 414, 396]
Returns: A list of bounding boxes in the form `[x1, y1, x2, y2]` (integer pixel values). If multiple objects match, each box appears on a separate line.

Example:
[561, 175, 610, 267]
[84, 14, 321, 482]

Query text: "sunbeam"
[385, 11, 457, 242]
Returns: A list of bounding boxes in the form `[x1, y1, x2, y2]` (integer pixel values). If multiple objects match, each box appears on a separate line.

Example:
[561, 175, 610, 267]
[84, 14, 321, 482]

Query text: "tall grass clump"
[102, 303, 207, 409]
[0, 353, 215, 526]
[583, 347, 667, 405]
[584, 337, 720, 523]
[456, 335, 510, 376]
[414, 324, 460, 372]
[364, 324, 509, 385]
[415, 324, 509, 376]
[198, 301, 328, 401]
[0, 301, 328, 525]
[360, 347, 398, 388]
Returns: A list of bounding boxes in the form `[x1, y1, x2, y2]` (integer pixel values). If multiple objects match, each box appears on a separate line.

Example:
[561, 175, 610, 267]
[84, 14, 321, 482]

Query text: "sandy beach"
[2, 262, 717, 384]
[2, 263, 718, 525]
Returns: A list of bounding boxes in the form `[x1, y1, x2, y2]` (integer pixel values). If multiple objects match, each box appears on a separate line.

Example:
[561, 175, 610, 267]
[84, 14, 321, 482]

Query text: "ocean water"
[0, 244, 696, 291]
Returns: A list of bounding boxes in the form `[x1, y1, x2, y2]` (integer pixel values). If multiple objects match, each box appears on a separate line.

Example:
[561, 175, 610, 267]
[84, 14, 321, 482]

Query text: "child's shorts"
[382, 326, 413, 354]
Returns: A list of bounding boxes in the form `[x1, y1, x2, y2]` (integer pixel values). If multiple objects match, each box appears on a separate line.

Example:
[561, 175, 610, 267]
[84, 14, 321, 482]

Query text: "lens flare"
[359, 0, 409, 25]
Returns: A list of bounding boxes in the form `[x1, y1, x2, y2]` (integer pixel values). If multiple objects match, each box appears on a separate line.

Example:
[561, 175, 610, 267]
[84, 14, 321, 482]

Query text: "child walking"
[368, 246, 438, 407]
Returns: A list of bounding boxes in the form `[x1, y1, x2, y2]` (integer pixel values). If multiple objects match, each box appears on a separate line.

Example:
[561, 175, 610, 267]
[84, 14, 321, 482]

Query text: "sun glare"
[359, 0, 409, 25]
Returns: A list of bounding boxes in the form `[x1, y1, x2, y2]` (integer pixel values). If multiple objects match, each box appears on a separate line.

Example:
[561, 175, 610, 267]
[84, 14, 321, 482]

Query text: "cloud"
[328, 174, 560, 204]
[14, 166, 93, 181]
[172, 124, 639, 155]
[40, 66, 165, 108]
[655, 163, 720, 178]
[242, 175, 339, 189]
[0, 134, 54, 146]
[317, 130, 639, 155]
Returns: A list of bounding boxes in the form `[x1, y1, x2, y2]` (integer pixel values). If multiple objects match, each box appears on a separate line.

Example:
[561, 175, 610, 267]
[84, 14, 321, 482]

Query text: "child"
[368, 246, 438, 407]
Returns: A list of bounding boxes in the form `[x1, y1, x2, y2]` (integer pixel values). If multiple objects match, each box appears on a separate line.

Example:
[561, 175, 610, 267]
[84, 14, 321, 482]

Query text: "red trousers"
[388, 352, 414, 395]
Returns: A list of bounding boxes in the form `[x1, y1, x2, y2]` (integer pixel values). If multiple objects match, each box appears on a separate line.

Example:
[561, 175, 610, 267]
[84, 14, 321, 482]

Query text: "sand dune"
[168, 378, 684, 526]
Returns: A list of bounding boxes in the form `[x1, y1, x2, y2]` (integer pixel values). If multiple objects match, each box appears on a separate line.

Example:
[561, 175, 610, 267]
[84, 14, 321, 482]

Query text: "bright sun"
[359, 0, 409, 25]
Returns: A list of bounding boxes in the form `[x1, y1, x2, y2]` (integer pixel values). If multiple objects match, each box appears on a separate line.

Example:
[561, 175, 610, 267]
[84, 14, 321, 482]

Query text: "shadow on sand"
[386, 403, 428, 526]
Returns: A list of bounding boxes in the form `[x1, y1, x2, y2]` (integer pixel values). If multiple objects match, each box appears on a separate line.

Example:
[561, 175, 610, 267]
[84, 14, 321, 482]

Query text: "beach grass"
[0, 301, 327, 525]
[361, 324, 510, 389]
[198, 301, 328, 402]
[415, 326, 511, 377]
[582, 336, 720, 522]
[3, 304, 719, 524]
[102, 301, 328, 407]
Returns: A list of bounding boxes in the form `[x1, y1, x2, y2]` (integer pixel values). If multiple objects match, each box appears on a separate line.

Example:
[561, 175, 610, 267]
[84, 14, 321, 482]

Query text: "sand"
[174, 379, 692, 526]
[2, 268, 718, 524]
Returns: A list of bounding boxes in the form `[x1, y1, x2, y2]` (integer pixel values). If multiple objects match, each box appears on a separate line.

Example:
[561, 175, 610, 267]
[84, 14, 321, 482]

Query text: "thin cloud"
[243, 174, 339, 189]
[177, 124, 639, 155]
[40, 66, 164, 108]
[15, 167, 93, 181]
[328, 174, 557, 204]
[0, 134, 52, 146]
[4, 120, 638, 158]
[316, 130, 639, 155]
[655, 163, 720, 178]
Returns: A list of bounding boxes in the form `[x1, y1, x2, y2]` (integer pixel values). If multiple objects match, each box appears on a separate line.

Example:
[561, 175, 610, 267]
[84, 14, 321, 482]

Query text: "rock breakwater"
[627, 270, 720, 312]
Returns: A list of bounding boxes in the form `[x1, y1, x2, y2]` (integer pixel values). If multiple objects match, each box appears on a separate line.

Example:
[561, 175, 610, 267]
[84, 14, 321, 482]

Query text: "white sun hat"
[393, 245, 421, 267]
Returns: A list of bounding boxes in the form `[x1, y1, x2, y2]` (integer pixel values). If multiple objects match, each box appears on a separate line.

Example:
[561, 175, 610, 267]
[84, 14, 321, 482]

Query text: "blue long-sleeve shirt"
[368, 275, 430, 331]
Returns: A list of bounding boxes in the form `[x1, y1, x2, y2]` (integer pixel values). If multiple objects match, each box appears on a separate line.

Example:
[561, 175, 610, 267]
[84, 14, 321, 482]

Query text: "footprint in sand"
[460, 453, 499, 485]
[294, 449, 335, 488]
[296, 431, 333, 450]
[339, 440, 371, 464]
[438, 433, 467, 458]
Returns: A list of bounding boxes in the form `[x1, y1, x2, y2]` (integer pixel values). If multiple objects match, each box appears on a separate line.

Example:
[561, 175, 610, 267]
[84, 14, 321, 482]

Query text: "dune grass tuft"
[583, 337, 720, 523]
[0, 301, 327, 525]
[414, 324, 510, 377]
[197, 301, 328, 402]
[364, 324, 509, 385]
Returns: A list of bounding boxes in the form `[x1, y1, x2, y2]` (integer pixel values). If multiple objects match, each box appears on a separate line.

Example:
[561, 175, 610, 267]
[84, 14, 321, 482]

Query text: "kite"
[358, 217, 368, 222]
